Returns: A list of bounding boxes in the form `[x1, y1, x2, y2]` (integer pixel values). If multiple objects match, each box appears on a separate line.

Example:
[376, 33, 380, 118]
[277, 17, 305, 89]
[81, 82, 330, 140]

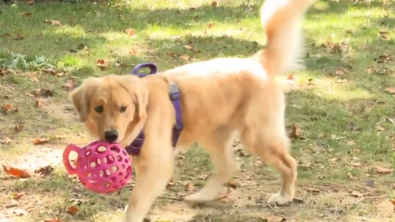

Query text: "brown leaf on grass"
[208, 23, 215, 29]
[260, 215, 286, 222]
[34, 165, 54, 176]
[44, 218, 61, 222]
[42, 68, 57, 75]
[25, 0, 35, 5]
[375, 125, 385, 131]
[14, 124, 25, 132]
[66, 206, 79, 215]
[288, 123, 303, 139]
[13, 192, 25, 200]
[185, 183, 195, 191]
[63, 79, 78, 92]
[183, 45, 195, 50]
[129, 48, 138, 55]
[35, 98, 42, 108]
[376, 166, 393, 174]
[385, 87, 395, 94]
[12, 209, 27, 216]
[366, 67, 374, 74]
[350, 190, 364, 197]
[211, 1, 218, 8]
[2, 165, 31, 178]
[125, 28, 136, 37]
[44, 19, 62, 26]
[96, 59, 108, 70]
[303, 187, 320, 194]
[350, 162, 362, 167]
[167, 51, 177, 57]
[0, 68, 8, 76]
[2, 103, 13, 112]
[32, 138, 50, 145]
[0, 137, 14, 144]
[377, 200, 394, 217]
[31, 89, 54, 97]
[335, 68, 348, 75]
[224, 181, 237, 189]
[3, 33, 12, 38]
[21, 12, 33, 16]
[179, 54, 190, 61]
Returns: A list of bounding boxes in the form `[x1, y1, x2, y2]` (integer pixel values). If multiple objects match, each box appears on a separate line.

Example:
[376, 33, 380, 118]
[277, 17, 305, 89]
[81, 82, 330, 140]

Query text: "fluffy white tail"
[258, 0, 317, 77]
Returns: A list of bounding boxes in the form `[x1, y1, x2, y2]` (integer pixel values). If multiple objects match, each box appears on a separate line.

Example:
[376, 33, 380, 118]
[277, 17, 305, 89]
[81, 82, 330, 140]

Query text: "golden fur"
[69, 0, 317, 221]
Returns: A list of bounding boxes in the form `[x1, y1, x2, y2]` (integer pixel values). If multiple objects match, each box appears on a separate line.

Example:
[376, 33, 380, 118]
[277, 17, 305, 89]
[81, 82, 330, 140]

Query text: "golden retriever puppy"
[69, 0, 317, 221]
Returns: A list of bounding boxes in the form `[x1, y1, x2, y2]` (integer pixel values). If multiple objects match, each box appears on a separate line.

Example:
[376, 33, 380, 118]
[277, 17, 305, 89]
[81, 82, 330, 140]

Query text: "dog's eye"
[120, 106, 127, 113]
[95, 106, 104, 113]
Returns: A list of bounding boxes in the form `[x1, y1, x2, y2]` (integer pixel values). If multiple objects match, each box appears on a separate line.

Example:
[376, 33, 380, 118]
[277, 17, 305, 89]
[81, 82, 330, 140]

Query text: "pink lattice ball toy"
[63, 140, 132, 194]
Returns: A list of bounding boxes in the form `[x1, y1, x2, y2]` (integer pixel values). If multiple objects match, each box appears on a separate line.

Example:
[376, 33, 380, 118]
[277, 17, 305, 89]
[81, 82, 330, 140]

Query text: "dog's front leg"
[122, 154, 174, 222]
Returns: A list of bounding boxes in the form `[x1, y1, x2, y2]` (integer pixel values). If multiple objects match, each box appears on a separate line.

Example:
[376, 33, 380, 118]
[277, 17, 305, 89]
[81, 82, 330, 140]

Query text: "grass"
[1, 0, 395, 221]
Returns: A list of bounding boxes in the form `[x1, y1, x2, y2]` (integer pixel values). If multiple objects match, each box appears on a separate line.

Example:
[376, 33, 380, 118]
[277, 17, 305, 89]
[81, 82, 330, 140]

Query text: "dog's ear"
[69, 77, 102, 122]
[117, 75, 149, 120]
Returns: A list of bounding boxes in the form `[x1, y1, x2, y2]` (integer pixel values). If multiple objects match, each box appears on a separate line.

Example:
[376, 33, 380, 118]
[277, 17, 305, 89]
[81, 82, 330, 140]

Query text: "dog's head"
[69, 75, 148, 144]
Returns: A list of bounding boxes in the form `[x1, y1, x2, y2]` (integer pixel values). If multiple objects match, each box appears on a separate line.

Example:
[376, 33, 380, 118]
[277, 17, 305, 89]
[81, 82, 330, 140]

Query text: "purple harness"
[125, 63, 183, 156]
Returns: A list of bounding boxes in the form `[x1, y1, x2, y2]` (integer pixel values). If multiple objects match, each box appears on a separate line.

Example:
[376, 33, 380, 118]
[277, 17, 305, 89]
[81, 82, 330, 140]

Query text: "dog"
[69, 0, 317, 221]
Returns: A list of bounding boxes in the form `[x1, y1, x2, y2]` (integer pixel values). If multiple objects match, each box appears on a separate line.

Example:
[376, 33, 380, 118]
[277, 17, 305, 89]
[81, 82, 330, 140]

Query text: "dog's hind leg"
[184, 127, 237, 203]
[240, 96, 297, 206]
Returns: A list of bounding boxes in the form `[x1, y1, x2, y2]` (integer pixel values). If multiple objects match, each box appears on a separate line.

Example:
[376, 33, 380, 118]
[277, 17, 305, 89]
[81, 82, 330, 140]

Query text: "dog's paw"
[267, 192, 293, 205]
[184, 192, 213, 203]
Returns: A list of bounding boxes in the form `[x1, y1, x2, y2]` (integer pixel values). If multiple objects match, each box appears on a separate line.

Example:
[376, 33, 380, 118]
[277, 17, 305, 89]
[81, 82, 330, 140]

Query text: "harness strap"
[125, 63, 183, 156]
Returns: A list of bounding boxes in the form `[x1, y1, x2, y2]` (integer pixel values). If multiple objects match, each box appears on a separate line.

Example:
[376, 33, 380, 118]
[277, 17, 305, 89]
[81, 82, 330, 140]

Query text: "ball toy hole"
[110, 176, 117, 182]
[122, 150, 127, 156]
[99, 171, 104, 177]
[124, 159, 129, 164]
[97, 146, 107, 153]
[110, 146, 121, 153]
[85, 150, 91, 156]
[121, 164, 125, 169]
[104, 170, 111, 177]
[87, 173, 92, 178]
[119, 172, 123, 177]
[97, 159, 102, 165]
[116, 155, 122, 162]
[90, 162, 96, 168]
[105, 155, 115, 164]
[112, 166, 118, 172]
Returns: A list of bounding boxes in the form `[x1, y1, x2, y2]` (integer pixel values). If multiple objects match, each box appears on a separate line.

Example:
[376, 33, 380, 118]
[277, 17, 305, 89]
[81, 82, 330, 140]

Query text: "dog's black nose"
[104, 130, 118, 142]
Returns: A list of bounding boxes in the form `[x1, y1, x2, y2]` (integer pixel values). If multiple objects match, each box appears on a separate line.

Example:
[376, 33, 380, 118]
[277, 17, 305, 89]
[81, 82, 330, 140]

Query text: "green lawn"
[1, 0, 395, 221]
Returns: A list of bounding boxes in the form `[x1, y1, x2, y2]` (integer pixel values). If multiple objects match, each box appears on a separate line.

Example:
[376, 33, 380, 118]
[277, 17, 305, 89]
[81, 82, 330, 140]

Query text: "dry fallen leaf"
[184, 45, 194, 50]
[303, 187, 320, 194]
[375, 125, 385, 131]
[35, 98, 42, 108]
[385, 87, 395, 94]
[376, 166, 393, 174]
[260, 215, 286, 222]
[67, 206, 79, 215]
[44, 218, 61, 222]
[125, 28, 136, 37]
[42, 68, 57, 75]
[63, 79, 78, 92]
[185, 183, 195, 191]
[25, 0, 35, 5]
[32, 138, 50, 145]
[208, 23, 215, 29]
[35, 166, 54, 176]
[0, 137, 14, 144]
[21, 12, 33, 16]
[44, 19, 62, 26]
[96, 59, 108, 70]
[288, 123, 303, 139]
[167, 51, 177, 57]
[12, 209, 27, 216]
[179, 54, 190, 61]
[335, 68, 348, 75]
[13, 192, 25, 200]
[14, 124, 25, 132]
[224, 181, 237, 189]
[2, 165, 31, 178]
[377, 199, 394, 217]
[2, 103, 13, 112]
[350, 190, 364, 197]
[350, 162, 362, 167]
